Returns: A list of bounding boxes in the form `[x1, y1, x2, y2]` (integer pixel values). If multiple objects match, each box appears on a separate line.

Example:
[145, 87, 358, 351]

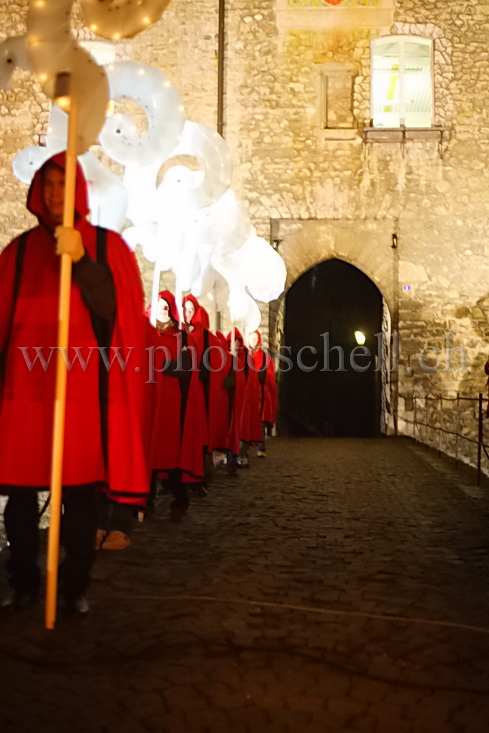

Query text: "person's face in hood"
[42, 166, 65, 225]
[184, 300, 195, 325]
[249, 332, 259, 349]
[157, 298, 172, 325]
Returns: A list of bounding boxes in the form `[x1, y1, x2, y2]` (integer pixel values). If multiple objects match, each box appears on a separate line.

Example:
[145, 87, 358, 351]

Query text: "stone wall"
[1, 0, 489, 449]
[221, 0, 489, 443]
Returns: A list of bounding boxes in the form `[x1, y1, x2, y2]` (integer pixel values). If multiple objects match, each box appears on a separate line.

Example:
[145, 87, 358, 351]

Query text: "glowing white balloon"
[123, 224, 163, 262]
[158, 122, 233, 209]
[0, 36, 30, 88]
[43, 106, 70, 154]
[122, 226, 141, 252]
[80, 152, 128, 231]
[12, 145, 51, 184]
[156, 165, 206, 213]
[26, 3, 109, 154]
[243, 296, 262, 333]
[224, 233, 287, 303]
[188, 189, 250, 256]
[100, 62, 185, 167]
[81, 0, 172, 41]
[190, 253, 217, 299]
[123, 163, 160, 228]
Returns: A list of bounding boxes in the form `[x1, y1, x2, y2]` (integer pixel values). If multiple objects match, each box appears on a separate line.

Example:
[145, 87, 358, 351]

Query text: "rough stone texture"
[2, 437, 489, 730]
[1, 0, 489, 443]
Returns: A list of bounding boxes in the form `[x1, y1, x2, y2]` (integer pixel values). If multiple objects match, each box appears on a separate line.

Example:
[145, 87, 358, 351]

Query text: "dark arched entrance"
[281, 259, 383, 437]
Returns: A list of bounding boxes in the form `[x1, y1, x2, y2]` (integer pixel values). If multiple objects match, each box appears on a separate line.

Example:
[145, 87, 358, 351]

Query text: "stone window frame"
[316, 61, 360, 140]
[370, 34, 434, 129]
[362, 23, 453, 144]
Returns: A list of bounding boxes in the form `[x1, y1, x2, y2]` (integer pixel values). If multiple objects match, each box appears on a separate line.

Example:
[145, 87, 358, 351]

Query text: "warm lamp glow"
[56, 96, 71, 111]
[354, 331, 366, 345]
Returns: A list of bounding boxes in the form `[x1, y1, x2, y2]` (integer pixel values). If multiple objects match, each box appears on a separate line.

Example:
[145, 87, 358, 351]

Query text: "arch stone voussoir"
[276, 218, 396, 314]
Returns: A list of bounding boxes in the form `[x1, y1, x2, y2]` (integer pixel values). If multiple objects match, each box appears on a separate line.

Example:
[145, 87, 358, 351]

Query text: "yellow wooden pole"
[45, 91, 79, 630]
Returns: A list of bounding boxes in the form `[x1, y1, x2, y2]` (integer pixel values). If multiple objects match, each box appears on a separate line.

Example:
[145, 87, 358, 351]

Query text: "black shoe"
[169, 506, 186, 522]
[169, 500, 188, 522]
[60, 594, 89, 616]
[1, 589, 39, 612]
[191, 483, 208, 497]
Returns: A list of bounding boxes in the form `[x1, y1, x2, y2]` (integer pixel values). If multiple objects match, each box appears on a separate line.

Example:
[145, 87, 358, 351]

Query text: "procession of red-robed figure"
[0, 154, 277, 623]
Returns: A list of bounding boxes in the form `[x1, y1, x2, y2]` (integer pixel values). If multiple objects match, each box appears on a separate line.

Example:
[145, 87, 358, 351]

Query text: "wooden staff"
[45, 82, 79, 630]
[151, 257, 161, 327]
[212, 285, 218, 333]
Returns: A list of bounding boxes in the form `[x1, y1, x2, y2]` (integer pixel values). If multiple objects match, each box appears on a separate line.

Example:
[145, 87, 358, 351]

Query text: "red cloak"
[224, 328, 248, 454]
[148, 291, 205, 480]
[192, 306, 227, 452]
[250, 330, 278, 425]
[0, 153, 150, 506]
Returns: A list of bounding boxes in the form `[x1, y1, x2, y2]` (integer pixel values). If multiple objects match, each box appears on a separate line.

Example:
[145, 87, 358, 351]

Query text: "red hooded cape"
[223, 328, 248, 454]
[0, 153, 150, 505]
[211, 330, 234, 452]
[236, 333, 263, 445]
[148, 291, 205, 480]
[181, 294, 209, 449]
[191, 305, 228, 452]
[250, 330, 278, 425]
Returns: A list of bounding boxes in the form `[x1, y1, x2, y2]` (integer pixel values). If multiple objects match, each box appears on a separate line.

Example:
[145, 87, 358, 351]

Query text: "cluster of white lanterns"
[1, 34, 286, 332]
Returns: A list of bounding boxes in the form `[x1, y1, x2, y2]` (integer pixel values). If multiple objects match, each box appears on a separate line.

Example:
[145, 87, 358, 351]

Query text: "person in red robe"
[249, 329, 278, 457]
[182, 294, 211, 486]
[225, 328, 248, 476]
[192, 306, 227, 457]
[237, 333, 264, 468]
[211, 329, 234, 467]
[148, 290, 205, 521]
[0, 153, 149, 613]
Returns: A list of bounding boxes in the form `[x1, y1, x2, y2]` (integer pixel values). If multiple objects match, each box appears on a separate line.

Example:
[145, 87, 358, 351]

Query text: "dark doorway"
[281, 259, 383, 438]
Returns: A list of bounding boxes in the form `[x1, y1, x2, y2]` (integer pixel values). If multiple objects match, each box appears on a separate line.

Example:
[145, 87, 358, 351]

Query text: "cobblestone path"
[1, 437, 489, 732]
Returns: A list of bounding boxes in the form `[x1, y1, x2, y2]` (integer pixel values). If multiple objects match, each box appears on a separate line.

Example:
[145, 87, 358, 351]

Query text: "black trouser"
[164, 469, 190, 511]
[4, 486, 97, 599]
[239, 441, 250, 460]
[96, 494, 134, 536]
[257, 423, 267, 453]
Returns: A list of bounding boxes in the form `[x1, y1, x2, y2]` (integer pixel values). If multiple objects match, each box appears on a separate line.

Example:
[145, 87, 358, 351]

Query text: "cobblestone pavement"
[2, 437, 489, 733]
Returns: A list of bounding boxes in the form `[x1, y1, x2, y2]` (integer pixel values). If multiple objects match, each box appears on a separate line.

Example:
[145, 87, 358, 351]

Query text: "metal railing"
[400, 392, 489, 485]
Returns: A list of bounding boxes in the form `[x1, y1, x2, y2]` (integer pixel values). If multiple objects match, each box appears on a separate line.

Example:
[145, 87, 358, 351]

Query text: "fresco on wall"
[288, 0, 383, 7]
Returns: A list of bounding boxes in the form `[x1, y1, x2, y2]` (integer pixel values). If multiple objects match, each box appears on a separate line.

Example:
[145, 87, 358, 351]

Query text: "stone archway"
[280, 258, 385, 437]
[269, 218, 397, 435]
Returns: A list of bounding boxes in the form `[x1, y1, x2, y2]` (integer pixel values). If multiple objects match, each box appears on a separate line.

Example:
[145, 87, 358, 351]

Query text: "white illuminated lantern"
[100, 62, 185, 167]
[158, 121, 233, 210]
[188, 188, 250, 256]
[0, 35, 30, 88]
[231, 232, 287, 303]
[80, 151, 128, 231]
[243, 296, 262, 333]
[12, 145, 51, 184]
[2, 37, 285, 323]
[26, 1, 110, 154]
[82, 0, 172, 41]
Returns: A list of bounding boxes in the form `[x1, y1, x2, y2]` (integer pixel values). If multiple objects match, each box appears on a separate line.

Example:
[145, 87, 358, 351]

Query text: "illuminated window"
[371, 36, 433, 128]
